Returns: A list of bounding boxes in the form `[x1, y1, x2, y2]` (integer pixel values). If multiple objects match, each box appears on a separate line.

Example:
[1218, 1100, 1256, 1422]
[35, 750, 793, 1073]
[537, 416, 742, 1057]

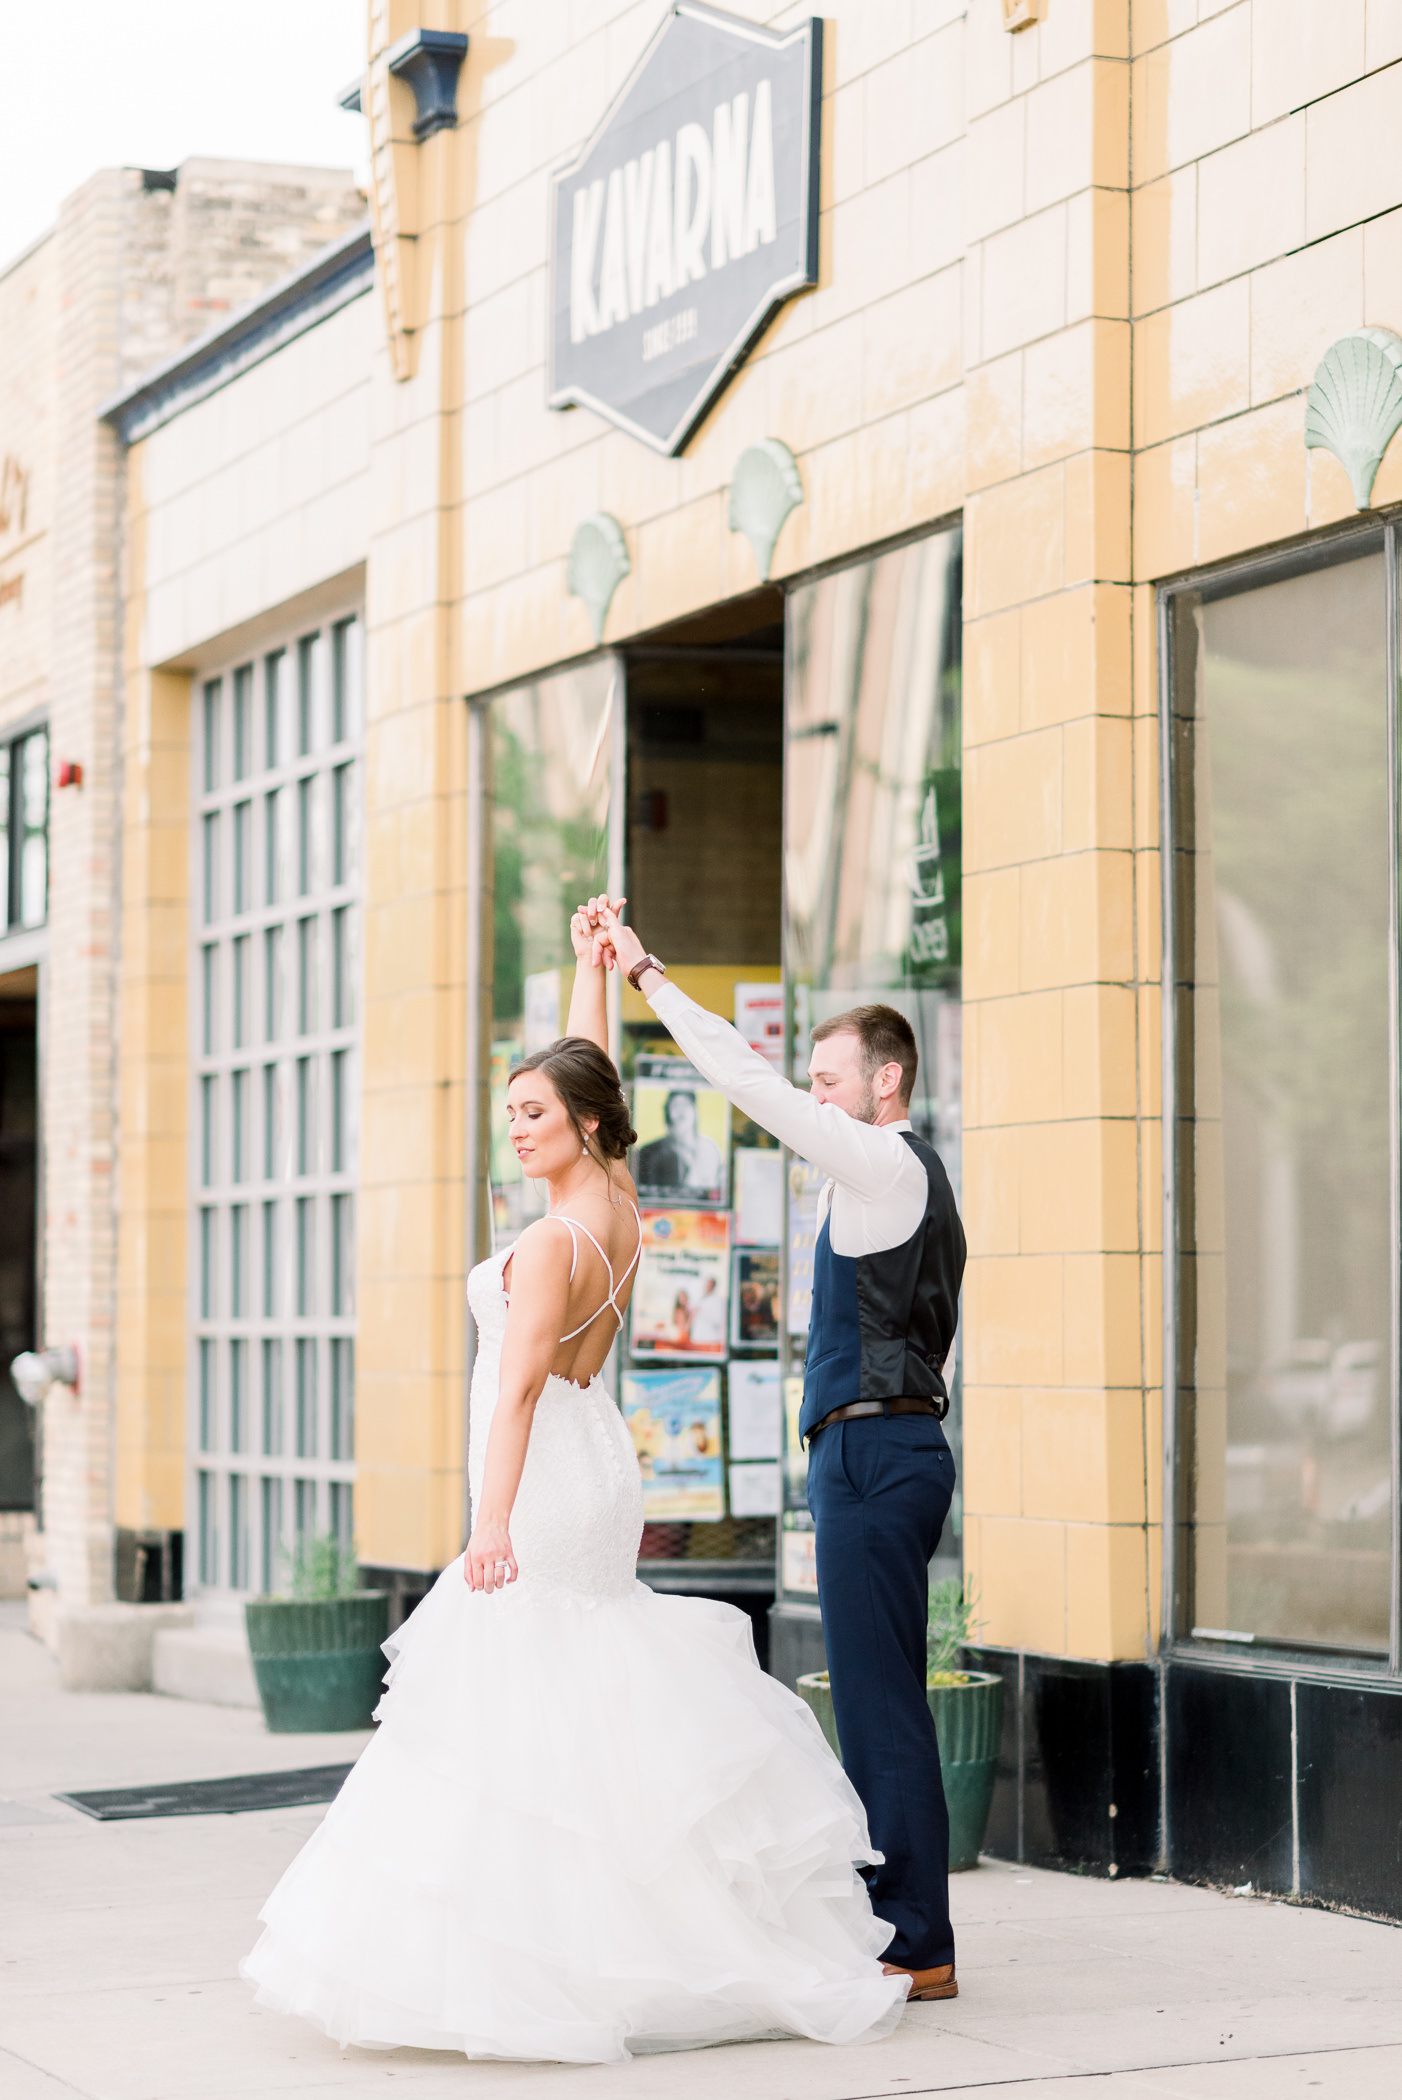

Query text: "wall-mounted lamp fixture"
[57, 759, 83, 789]
[11, 1345, 81, 1404]
[1003, 0, 1043, 27]
[386, 28, 470, 140]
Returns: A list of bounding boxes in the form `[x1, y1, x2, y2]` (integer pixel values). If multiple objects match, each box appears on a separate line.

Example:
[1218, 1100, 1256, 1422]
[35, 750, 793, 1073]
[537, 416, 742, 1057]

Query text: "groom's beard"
[851, 1077, 880, 1126]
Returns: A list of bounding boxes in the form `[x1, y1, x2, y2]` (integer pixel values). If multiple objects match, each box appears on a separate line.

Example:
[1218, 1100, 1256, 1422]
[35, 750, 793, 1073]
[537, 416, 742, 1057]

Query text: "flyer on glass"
[734, 1146, 783, 1245]
[734, 982, 786, 1070]
[731, 1248, 780, 1348]
[632, 1078, 730, 1207]
[782, 1516, 819, 1594]
[783, 1373, 808, 1498]
[620, 1367, 724, 1521]
[727, 1359, 782, 1459]
[728, 1461, 781, 1517]
[787, 1157, 825, 1335]
[630, 1209, 730, 1358]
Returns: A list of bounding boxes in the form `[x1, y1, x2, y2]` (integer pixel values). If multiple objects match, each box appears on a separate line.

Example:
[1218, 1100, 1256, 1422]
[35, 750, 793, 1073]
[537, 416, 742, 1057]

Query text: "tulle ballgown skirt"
[240, 1567, 909, 2063]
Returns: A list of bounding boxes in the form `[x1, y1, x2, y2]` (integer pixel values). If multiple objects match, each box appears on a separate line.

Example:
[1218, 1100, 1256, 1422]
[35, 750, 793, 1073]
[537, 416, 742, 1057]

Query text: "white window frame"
[190, 608, 364, 1596]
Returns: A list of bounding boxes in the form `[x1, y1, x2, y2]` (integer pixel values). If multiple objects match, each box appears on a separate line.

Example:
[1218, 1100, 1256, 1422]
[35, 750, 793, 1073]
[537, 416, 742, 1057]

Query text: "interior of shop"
[618, 593, 786, 1662]
[0, 964, 38, 1520]
[480, 530, 965, 1676]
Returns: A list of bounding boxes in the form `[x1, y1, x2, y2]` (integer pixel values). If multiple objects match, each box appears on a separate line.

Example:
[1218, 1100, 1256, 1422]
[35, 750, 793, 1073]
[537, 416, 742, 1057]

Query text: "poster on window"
[734, 981, 786, 1070]
[733, 1146, 783, 1245]
[729, 1461, 781, 1517]
[782, 1514, 819, 1594]
[727, 1360, 782, 1459]
[731, 1248, 781, 1349]
[783, 1373, 809, 1500]
[620, 1367, 724, 1521]
[633, 1078, 730, 1206]
[787, 1157, 825, 1335]
[630, 1209, 730, 1357]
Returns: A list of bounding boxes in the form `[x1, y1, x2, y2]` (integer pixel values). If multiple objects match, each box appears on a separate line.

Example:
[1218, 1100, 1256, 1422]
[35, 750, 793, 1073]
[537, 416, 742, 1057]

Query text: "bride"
[241, 906, 909, 2063]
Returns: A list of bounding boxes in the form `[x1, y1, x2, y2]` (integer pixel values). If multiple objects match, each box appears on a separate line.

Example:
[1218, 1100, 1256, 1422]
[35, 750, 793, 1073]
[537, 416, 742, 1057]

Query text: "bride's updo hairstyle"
[510, 1038, 637, 1161]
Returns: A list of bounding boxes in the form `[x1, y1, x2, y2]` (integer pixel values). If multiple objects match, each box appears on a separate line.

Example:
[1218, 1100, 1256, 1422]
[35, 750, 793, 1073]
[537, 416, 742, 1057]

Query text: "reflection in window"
[485, 661, 614, 1245]
[18, 733, 47, 927]
[1170, 552, 1391, 1652]
[783, 527, 964, 1588]
[0, 728, 50, 932]
[233, 665, 253, 780]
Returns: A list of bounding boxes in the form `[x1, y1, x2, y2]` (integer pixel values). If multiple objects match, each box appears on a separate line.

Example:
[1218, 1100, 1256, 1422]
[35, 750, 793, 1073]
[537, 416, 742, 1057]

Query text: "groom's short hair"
[811, 1005, 918, 1107]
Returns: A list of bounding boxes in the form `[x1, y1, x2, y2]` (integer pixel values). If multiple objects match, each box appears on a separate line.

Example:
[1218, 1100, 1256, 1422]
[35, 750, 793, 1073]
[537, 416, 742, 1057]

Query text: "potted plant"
[244, 1535, 389, 1735]
[797, 1578, 1004, 1870]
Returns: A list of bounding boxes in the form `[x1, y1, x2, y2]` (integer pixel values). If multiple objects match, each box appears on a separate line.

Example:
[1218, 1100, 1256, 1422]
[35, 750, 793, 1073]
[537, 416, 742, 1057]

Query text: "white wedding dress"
[241, 1230, 908, 2063]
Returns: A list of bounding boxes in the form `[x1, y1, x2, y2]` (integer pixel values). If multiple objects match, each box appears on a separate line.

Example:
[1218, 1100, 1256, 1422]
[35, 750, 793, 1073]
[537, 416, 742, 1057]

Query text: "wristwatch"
[626, 953, 667, 991]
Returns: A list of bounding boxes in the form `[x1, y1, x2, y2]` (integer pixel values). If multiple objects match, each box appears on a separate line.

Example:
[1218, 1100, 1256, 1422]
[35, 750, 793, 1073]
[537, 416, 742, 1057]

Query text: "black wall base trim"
[968, 1647, 1160, 1878]
[978, 1645, 1402, 1922]
[1165, 1658, 1402, 1922]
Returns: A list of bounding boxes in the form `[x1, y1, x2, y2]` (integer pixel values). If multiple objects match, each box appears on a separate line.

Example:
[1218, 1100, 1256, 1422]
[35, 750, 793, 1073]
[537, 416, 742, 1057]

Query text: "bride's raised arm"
[563, 894, 622, 1053]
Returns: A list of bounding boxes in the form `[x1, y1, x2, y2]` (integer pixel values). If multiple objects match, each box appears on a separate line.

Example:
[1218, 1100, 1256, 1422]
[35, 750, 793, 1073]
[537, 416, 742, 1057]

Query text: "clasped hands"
[571, 894, 647, 981]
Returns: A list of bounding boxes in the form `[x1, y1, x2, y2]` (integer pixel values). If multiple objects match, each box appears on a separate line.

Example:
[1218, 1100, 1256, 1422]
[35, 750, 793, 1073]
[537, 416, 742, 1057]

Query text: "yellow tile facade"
[113, 559, 192, 1536]
[84, 2, 1402, 1678]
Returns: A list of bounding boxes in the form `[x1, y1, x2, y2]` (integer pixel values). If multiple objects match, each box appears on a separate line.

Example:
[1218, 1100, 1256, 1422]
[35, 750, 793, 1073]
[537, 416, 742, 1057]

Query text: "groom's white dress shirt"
[644, 981, 930, 1259]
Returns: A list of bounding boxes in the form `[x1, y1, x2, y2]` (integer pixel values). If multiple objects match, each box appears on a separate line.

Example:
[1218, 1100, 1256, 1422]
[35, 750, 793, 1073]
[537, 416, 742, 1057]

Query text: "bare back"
[502, 1165, 642, 1386]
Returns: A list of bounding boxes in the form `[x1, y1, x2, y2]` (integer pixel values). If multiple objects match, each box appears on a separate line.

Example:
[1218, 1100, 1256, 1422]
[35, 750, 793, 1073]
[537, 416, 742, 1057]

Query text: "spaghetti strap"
[536, 1213, 580, 1282]
[555, 1200, 642, 1345]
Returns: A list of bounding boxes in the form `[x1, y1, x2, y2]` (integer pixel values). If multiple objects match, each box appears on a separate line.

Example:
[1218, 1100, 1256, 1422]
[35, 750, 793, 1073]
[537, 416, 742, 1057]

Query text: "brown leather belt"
[808, 1396, 941, 1439]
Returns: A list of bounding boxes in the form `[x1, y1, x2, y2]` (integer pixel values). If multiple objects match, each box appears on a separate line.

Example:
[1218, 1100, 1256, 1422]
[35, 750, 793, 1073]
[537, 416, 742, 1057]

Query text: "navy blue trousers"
[806, 1412, 956, 1970]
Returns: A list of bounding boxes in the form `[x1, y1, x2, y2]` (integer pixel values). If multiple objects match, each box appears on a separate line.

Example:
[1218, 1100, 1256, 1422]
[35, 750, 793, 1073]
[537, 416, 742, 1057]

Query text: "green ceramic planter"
[244, 1592, 390, 1734]
[797, 1667, 1004, 1871]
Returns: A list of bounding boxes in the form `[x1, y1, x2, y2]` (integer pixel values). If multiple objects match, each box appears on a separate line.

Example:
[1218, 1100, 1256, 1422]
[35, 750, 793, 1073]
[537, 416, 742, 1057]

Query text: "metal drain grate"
[56, 1763, 355, 1821]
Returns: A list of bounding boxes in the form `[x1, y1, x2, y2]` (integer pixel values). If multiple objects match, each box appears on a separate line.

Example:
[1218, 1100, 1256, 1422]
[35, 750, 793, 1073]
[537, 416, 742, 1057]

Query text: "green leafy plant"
[927, 1576, 981, 1686]
[284, 1532, 361, 1601]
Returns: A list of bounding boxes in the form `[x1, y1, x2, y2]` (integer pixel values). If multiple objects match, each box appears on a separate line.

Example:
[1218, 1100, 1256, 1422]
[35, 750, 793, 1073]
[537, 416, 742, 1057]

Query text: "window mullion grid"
[192, 626, 362, 1596]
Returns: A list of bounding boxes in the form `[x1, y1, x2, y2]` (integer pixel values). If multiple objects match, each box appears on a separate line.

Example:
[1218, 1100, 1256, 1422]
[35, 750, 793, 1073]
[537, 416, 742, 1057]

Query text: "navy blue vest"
[799, 1131, 965, 1442]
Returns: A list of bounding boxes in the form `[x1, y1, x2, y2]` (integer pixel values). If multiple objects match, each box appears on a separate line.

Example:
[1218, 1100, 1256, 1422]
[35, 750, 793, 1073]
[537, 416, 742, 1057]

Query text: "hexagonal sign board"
[549, 5, 822, 456]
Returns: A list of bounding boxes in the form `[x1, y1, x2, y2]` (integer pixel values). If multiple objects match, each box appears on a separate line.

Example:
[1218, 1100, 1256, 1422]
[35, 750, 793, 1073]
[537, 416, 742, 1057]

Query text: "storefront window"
[192, 616, 363, 1595]
[780, 527, 964, 1603]
[1167, 545, 1393, 1653]
[0, 726, 49, 932]
[484, 660, 615, 1246]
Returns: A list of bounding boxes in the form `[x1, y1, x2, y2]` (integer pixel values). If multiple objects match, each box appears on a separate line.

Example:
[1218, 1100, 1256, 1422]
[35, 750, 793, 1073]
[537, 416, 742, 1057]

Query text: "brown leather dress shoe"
[882, 1960, 958, 2000]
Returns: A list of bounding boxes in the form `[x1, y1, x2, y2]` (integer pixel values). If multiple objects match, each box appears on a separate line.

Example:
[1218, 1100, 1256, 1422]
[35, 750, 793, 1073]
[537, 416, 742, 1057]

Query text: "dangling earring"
[581, 1137, 589, 1158]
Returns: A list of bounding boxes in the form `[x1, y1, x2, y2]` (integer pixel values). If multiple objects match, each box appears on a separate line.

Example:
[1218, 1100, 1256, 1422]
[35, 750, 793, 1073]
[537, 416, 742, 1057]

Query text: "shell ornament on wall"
[1304, 327, 1402, 510]
[568, 515, 631, 642]
[728, 438, 804, 581]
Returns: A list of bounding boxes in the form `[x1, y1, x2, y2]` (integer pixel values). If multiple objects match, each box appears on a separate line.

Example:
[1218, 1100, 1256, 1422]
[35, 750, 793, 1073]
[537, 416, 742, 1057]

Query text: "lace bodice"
[467, 1249, 643, 1602]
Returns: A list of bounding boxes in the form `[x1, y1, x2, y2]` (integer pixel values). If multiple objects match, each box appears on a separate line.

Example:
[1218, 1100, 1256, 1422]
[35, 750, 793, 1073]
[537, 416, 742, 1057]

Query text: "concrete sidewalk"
[1, 1604, 1398, 2099]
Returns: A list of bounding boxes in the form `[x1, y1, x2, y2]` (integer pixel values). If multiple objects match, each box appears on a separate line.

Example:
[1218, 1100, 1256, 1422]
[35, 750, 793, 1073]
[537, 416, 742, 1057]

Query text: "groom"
[591, 901, 966, 2002]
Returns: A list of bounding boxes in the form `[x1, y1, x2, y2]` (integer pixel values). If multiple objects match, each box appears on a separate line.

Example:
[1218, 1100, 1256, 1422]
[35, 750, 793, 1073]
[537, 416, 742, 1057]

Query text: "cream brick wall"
[0, 234, 58, 729]
[0, 160, 366, 1616]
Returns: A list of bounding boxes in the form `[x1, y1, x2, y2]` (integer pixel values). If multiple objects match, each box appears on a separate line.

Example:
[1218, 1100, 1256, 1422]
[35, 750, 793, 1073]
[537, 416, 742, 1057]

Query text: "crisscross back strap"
[540, 1203, 642, 1343]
